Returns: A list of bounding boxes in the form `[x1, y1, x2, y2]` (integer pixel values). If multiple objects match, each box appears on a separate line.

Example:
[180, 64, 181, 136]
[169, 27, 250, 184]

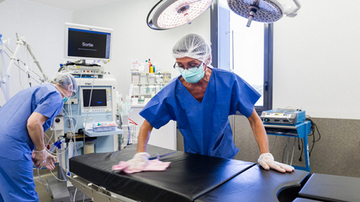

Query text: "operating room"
[0, 0, 360, 201]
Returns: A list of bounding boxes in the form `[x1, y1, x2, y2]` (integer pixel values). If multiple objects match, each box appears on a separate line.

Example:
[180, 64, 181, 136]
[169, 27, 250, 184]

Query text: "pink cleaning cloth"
[112, 159, 171, 174]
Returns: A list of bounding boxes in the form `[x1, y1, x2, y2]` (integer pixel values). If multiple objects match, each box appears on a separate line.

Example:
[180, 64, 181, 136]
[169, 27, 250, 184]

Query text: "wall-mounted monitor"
[64, 22, 113, 62]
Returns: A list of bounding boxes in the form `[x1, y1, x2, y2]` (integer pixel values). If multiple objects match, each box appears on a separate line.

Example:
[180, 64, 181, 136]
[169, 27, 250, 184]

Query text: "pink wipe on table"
[112, 159, 171, 174]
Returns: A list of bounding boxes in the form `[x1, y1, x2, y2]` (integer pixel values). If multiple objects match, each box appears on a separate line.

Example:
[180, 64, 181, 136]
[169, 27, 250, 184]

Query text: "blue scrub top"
[0, 84, 63, 160]
[140, 68, 260, 159]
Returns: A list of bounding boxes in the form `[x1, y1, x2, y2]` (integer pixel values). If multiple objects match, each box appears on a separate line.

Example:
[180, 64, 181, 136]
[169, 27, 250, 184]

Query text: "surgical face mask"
[62, 96, 69, 103]
[178, 63, 205, 83]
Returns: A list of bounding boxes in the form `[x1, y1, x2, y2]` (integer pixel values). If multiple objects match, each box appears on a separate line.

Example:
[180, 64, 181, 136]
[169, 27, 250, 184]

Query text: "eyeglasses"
[173, 62, 202, 70]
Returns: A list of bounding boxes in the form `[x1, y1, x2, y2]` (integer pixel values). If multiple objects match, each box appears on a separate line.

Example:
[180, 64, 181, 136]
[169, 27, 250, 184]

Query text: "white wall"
[2, 0, 355, 120]
[71, 0, 211, 97]
[0, 0, 210, 106]
[0, 0, 72, 106]
[273, 0, 360, 119]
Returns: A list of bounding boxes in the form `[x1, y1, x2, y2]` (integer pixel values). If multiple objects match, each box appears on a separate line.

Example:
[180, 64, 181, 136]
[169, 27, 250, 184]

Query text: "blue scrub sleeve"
[139, 95, 174, 130]
[33, 91, 63, 119]
[230, 75, 261, 117]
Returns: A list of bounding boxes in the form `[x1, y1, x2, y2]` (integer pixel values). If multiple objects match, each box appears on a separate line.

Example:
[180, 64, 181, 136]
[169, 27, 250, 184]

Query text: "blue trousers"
[0, 156, 39, 202]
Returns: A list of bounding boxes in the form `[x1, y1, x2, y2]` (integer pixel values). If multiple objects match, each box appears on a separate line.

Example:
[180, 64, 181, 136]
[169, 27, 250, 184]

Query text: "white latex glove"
[32, 149, 47, 168]
[258, 153, 294, 173]
[126, 152, 150, 172]
[32, 150, 57, 170]
[45, 152, 57, 170]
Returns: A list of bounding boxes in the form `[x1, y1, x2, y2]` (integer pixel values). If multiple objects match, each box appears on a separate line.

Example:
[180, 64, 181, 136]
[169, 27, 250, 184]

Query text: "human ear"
[67, 84, 73, 92]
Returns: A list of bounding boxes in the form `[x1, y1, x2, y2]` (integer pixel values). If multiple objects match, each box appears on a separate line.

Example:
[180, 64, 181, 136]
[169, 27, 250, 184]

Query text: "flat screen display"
[82, 89, 107, 107]
[67, 28, 111, 60]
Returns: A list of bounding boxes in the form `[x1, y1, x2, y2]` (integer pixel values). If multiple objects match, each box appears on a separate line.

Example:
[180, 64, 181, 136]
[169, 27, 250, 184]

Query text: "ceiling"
[20, 0, 120, 12]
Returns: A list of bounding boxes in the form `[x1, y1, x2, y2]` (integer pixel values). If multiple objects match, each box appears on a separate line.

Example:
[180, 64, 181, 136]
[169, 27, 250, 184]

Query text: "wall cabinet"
[131, 72, 172, 104]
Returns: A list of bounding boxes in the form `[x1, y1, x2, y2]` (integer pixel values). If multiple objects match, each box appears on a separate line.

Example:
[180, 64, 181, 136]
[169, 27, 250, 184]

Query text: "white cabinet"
[131, 72, 172, 104]
[128, 105, 177, 150]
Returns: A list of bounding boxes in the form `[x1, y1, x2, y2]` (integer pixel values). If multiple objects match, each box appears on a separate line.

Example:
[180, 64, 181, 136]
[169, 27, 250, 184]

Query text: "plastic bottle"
[148, 59, 152, 73]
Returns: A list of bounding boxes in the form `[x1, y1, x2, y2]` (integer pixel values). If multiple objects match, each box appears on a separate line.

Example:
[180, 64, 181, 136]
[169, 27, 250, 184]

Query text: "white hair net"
[52, 72, 78, 93]
[172, 34, 212, 65]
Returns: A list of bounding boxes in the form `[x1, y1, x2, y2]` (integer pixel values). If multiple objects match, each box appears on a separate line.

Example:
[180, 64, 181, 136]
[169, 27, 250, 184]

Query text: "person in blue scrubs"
[0, 72, 77, 202]
[127, 34, 294, 173]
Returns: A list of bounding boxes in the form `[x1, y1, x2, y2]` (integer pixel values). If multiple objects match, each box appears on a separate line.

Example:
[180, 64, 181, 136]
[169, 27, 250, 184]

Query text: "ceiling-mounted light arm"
[246, 0, 260, 27]
[283, 0, 301, 17]
[147, 0, 166, 30]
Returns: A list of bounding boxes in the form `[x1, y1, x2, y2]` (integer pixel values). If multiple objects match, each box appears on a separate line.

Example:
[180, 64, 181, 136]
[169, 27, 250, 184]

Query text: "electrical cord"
[82, 72, 96, 155]
[305, 116, 321, 156]
[297, 138, 303, 161]
[297, 116, 321, 161]
[50, 169, 67, 182]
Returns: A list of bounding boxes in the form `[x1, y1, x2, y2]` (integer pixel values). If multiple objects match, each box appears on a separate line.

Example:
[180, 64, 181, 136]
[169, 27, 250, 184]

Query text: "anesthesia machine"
[48, 22, 122, 202]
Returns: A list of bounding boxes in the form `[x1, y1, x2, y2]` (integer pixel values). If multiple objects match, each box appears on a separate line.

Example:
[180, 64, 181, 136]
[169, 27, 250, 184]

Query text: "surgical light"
[227, 0, 301, 27]
[147, 0, 213, 30]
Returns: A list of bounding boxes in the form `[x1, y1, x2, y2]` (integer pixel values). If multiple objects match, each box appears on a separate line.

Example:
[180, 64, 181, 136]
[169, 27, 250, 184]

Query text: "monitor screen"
[65, 23, 112, 61]
[82, 89, 107, 107]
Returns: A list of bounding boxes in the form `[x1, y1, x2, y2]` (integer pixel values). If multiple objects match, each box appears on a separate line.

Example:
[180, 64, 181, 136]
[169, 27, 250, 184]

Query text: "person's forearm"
[252, 122, 270, 154]
[137, 120, 153, 153]
[27, 112, 47, 151]
[28, 123, 45, 151]
[248, 109, 270, 154]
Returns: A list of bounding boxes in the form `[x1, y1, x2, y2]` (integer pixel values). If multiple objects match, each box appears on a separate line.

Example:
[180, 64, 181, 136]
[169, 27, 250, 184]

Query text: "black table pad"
[195, 164, 310, 202]
[298, 173, 360, 202]
[69, 144, 255, 202]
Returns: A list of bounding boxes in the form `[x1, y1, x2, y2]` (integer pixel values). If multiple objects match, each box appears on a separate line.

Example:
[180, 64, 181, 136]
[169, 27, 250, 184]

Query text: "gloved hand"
[125, 152, 150, 172]
[31, 149, 47, 168]
[45, 153, 56, 170]
[258, 153, 294, 173]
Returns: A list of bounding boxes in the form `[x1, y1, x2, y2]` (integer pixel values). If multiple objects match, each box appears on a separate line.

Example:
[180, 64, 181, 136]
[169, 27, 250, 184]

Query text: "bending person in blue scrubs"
[128, 34, 294, 173]
[0, 72, 78, 202]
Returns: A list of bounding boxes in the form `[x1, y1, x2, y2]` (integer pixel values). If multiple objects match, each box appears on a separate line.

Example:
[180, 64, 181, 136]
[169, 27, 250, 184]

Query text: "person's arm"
[247, 109, 294, 173]
[137, 119, 153, 153]
[27, 112, 47, 151]
[28, 112, 57, 169]
[247, 109, 270, 154]
[122, 119, 153, 171]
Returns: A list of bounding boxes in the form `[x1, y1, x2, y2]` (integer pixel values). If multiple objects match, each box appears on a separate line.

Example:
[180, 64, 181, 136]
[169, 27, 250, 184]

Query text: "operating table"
[68, 144, 360, 202]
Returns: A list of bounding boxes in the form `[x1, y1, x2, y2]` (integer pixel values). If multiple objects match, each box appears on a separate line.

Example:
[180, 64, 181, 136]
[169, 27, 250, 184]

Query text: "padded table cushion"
[195, 165, 310, 202]
[298, 173, 360, 202]
[69, 144, 255, 202]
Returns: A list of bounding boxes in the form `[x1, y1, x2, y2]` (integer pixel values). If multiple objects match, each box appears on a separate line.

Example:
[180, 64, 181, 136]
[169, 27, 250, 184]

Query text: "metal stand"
[0, 33, 48, 103]
[264, 120, 311, 172]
